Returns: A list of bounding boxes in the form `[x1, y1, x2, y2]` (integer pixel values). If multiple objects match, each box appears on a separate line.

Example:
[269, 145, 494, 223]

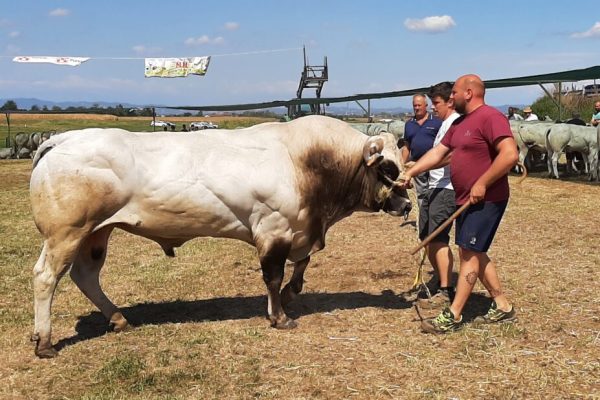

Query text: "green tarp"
[166, 65, 600, 112]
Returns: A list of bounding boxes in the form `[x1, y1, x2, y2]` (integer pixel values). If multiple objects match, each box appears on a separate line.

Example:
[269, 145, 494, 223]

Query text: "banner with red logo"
[144, 56, 211, 78]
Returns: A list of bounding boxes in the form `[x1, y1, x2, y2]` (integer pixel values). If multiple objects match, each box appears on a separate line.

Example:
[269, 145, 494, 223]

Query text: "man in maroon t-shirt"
[400, 74, 519, 334]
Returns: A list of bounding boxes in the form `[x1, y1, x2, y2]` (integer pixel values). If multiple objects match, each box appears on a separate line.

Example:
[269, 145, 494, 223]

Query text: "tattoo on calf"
[465, 272, 478, 285]
[490, 288, 503, 297]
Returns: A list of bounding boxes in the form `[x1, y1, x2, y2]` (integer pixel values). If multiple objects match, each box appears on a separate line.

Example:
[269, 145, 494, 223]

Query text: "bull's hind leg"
[257, 238, 297, 329]
[32, 233, 84, 358]
[281, 256, 310, 306]
[69, 226, 128, 332]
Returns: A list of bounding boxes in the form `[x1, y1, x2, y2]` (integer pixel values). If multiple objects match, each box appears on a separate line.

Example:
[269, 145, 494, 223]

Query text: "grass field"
[0, 114, 279, 145]
[0, 120, 598, 399]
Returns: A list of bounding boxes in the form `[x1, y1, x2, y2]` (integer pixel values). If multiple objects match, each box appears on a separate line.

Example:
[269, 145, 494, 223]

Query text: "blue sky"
[1, 0, 600, 110]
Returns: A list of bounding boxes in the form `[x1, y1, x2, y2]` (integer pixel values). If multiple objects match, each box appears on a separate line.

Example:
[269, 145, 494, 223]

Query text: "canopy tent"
[166, 65, 600, 112]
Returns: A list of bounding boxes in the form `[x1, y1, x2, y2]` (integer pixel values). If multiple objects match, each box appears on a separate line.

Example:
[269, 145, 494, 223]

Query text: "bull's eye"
[378, 160, 400, 181]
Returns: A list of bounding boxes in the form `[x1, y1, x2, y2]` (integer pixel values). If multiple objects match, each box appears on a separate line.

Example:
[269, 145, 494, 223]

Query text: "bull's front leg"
[258, 238, 297, 329]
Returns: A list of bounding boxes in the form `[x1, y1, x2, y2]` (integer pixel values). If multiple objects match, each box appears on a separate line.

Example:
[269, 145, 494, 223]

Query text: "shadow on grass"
[54, 289, 415, 352]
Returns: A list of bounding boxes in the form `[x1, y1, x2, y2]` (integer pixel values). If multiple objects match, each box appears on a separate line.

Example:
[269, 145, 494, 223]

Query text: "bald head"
[451, 74, 486, 114]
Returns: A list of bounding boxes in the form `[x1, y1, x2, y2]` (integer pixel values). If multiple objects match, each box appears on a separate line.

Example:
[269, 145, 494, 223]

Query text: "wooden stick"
[410, 201, 471, 255]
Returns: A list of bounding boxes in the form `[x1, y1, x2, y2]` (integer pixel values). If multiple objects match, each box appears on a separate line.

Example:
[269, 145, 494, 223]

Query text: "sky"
[1, 0, 600, 110]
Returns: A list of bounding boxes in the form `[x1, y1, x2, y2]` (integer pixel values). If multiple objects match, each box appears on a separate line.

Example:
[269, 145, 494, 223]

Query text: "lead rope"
[406, 187, 430, 296]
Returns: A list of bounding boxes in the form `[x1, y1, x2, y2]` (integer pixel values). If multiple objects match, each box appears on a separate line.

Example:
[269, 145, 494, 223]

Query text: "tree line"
[0, 101, 157, 117]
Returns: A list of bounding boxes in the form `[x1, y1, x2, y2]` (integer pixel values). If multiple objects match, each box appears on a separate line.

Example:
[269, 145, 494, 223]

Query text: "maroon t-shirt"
[441, 105, 513, 205]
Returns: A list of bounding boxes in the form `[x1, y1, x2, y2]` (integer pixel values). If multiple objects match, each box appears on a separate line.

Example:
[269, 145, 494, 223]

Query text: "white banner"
[144, 56, 210, 78]
[12, 56, 90, 66]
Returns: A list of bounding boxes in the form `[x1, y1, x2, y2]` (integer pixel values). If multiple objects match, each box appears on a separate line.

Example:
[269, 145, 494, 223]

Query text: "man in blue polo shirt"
[401, 94, 443, 208]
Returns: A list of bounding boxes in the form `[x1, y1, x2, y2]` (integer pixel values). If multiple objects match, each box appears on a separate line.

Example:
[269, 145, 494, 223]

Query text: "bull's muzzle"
[383, 195, 412, 220]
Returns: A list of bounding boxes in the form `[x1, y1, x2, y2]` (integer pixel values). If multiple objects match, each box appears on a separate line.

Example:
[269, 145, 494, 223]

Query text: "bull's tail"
[32, 133, 68, 169]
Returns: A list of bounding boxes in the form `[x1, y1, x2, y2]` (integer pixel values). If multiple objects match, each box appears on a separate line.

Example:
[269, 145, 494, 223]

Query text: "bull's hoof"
[109, 312, 129, 332]
[272, 317, 298, 330]
[35, 346, 58, 359]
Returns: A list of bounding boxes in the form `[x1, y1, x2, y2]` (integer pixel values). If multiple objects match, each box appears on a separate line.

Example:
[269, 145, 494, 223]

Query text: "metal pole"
[152, 107, 156, 132]
[558, 82, 562, 121]
[5, 112, 10, 148]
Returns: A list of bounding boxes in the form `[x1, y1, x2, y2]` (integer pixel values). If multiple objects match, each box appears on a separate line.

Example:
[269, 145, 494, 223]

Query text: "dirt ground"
[0, 160, 598, 399]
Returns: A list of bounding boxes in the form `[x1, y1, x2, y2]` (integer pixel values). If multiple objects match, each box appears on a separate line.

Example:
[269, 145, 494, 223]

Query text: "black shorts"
[418, 188, 456, 243]
[455, 200, 508, 252]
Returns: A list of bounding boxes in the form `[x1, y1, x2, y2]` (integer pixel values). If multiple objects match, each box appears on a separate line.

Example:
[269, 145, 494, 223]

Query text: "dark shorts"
[455, 200, 508, 252]
[418, 188, 456, 243]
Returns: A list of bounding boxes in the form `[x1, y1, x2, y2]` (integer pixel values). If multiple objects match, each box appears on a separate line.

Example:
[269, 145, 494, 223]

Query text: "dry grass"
[0, 160, 598, 400]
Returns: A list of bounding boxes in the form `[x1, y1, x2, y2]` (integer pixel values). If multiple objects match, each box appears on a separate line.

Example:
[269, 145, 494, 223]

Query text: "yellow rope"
[405, 187, 432, 296]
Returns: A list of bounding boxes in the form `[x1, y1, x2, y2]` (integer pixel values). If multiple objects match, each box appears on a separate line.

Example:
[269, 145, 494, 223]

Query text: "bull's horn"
[363, 137, 384, 167]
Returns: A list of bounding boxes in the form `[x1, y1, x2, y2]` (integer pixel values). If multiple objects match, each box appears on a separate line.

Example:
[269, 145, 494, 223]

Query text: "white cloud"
[49, 8, 70, 17]
[571, 22, 600, 38]
[224, 22, 239, 31]
[404, 15, 456, 33]
[132, 45, 162, 55]
[184, 35, 225, 46]
[9, 31, 20, 38]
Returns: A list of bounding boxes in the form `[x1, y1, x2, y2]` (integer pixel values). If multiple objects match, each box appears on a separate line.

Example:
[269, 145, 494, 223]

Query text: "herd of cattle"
[352, 119, 600, 180]
[3, 118, 600, 180]
[0, 131, 59, 159]
[511, 120, 600, 180]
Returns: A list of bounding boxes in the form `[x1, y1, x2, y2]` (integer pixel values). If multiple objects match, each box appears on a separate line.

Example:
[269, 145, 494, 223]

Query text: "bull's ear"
[363, 136, 384, 167]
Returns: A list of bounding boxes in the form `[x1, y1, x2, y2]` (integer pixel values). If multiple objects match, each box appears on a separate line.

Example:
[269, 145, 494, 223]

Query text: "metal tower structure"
[288, 47, 328, 118]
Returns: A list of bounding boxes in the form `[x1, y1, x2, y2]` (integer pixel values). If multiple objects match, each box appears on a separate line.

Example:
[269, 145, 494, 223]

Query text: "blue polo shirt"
[403, 114, 442, 161]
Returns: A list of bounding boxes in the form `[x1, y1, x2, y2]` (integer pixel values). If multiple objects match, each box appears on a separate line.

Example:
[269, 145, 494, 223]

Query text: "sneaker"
[417, 288, 452, 310]
[421, 307, 463, 334]
[474, 301, 517, 324]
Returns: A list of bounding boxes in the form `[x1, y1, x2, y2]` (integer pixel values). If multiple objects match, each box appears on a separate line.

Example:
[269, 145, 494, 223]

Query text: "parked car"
[190, 121, 219, 130]
[150, 120, 176, 128]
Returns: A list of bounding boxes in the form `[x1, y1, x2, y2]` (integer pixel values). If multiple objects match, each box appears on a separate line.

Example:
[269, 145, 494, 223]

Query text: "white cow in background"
[545, 124, 599, 180]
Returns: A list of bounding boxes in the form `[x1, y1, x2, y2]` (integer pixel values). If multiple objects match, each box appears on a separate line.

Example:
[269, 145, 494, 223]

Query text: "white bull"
[29, 115, 412, 358]
[545, 124, 600, 180]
